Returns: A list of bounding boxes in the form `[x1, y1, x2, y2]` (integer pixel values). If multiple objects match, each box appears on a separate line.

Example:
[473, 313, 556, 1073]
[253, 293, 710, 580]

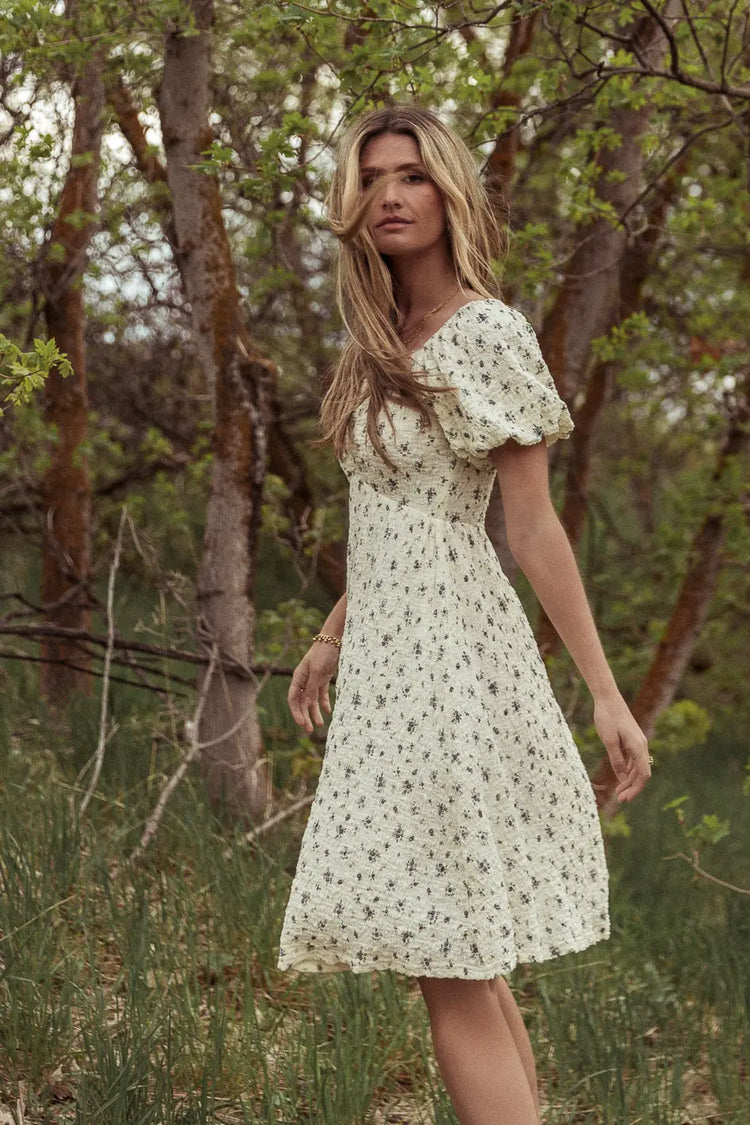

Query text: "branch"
[664, 852, 750, 896]
[122, 644, 221, 873]
[616, 117, 735, 231]
[123, 604, 285, 866]
[0, 621, 296, 680]
[0, 648, 184, 694]
[227, 794, 314, 857]
[719, 0, 741, 88]
[637, 0, 681, 76]
[77, 507, 126, 816]
[577, 61, 750, 101]
[679, 0, 713, 77]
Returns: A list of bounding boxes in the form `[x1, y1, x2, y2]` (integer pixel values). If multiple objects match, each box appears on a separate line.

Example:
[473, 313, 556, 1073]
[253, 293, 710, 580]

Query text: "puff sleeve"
[418, 300, 573, 470]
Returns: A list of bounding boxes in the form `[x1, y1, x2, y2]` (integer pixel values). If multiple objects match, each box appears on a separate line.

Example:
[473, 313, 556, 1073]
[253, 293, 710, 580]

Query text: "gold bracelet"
[312, 632, 342, 649]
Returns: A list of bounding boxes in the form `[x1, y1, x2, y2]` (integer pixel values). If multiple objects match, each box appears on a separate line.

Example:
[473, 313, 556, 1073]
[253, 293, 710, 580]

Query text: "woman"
[278, 106, 650, 1125]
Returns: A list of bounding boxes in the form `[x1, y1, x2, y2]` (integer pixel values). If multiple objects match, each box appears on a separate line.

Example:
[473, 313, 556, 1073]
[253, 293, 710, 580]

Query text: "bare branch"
[679, 0, 713, 77]
[637, 0, 682, 76]
[664, 852, 750, 896]
[77, 507, 127, 816]
[122, 644, 221, 872]
[576, 61, 750, 101]
[721, 0, 743, 88]
[228, 794, 315, 856]
[617, 116, 735, 229]
[0, 648, 184, 694]
[0, 621, 296, 680]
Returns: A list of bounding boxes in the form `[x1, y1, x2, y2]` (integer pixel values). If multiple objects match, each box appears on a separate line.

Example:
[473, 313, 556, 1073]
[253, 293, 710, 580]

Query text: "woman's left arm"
[490, 440, 651, 803]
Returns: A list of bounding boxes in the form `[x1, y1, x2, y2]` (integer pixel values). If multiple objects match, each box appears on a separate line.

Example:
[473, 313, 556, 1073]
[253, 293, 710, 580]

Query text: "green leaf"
[0, 333, 72, 415]
[685, 814, 731, 847]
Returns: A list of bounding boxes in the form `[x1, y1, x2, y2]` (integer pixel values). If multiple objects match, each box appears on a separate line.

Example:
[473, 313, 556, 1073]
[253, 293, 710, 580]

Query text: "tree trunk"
[593, 377, 750, 808]
[39, 37, 104, 702]
[535, 4, 681, 655]
[485, 12, 540, 204]
[536, 171, 682, 655]
[538, 3, 682, 404]
[477, 11, 540, 580]
[110, 75, 345, 600]
[158, 0, 272, 821]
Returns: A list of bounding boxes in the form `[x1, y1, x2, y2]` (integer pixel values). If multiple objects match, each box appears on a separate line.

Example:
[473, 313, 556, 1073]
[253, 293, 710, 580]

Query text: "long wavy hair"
[318, 106, 504, 470]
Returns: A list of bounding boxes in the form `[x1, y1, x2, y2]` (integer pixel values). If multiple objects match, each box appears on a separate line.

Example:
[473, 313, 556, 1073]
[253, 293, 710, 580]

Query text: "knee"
[419, 976, 498, 1032]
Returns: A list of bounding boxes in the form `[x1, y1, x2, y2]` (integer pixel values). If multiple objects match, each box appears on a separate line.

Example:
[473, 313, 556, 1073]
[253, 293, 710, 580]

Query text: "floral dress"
[278, 299, 610, 979]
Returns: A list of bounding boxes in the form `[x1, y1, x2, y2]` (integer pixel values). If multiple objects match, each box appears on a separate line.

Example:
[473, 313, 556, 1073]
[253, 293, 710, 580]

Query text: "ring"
[648, 754, 654, 765]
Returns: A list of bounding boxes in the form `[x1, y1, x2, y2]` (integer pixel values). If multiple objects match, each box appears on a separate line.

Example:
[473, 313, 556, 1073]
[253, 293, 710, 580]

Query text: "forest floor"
[0, 677, 748, 1125]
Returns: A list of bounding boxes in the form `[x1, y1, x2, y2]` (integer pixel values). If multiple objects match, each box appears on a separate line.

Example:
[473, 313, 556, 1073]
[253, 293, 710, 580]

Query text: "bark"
[158, 0, 272, 821]
[535, 4, 681, 655]
[477, 11, 540, 579]
[106, 75, 169, 188]
[538, 3, 682, 404]
[536, 171, 681, 655]
[485, 12, 540, 203]
[39, 39, 104, 702]
[111, 75, 345, 598]
[593, 377, 750, 808]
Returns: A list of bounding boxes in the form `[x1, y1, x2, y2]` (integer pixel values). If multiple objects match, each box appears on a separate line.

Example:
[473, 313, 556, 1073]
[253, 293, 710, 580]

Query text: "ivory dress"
[278, 299, 610, 979]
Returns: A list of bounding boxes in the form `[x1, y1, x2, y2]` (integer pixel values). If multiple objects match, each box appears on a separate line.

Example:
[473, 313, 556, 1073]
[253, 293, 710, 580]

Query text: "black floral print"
[278, 300, 609, 979]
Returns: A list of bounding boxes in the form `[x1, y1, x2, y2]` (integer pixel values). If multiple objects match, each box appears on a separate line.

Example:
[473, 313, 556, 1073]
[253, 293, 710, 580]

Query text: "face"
[359, 132, 447, 259]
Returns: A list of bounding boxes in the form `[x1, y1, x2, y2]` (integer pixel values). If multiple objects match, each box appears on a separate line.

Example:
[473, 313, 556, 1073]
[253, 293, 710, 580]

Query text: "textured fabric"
[278, 299, 609, 979]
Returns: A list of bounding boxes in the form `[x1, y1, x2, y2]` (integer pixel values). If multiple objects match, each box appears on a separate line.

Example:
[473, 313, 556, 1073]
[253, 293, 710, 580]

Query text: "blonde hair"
[318, 105, 504, 470]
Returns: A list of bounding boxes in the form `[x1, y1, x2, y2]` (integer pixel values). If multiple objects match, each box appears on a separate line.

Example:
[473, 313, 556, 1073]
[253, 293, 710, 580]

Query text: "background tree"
[157, 0, 273, 820]
[38, 0, 104, 701]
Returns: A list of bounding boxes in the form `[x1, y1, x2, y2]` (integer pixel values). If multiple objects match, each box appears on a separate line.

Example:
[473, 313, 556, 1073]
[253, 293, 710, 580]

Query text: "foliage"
[0, 333, 72, 415]
[649, 699, 712, 759]
[664, 795, 732, 850]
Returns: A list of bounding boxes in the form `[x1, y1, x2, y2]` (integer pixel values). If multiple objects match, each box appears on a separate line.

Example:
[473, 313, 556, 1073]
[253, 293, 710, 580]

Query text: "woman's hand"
[593, 694, 651, 803]
[288, 642, 340, 734]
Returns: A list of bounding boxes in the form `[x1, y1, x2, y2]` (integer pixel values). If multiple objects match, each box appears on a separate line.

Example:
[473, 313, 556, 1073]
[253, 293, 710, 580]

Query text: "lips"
[377, 217, 411, 228]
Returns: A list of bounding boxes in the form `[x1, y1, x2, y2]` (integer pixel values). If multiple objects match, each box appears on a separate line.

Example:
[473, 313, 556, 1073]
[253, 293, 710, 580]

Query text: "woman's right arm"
[288, 594, 347, 734]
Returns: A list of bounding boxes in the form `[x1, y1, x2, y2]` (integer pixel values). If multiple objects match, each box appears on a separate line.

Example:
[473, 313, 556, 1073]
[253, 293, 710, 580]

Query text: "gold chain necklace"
[400, 287, 460, 347]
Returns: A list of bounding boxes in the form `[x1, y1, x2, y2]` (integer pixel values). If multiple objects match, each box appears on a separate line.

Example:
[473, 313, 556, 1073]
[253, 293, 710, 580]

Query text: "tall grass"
[0, 671, 747, 1123]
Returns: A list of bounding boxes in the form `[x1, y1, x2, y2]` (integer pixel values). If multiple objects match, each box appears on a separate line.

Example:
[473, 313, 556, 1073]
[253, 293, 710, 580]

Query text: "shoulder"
[429, 300, 545, 382]
[439, 299, 537, 352]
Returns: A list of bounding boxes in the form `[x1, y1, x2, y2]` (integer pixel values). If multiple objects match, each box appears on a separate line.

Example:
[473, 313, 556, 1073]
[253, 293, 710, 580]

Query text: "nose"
[379, 174, 403, 208]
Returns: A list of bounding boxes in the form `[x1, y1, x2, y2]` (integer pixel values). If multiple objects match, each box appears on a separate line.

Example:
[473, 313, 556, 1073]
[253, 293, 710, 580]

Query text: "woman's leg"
[490, 977, 540, 1119]
[418, 976, 539, 1125]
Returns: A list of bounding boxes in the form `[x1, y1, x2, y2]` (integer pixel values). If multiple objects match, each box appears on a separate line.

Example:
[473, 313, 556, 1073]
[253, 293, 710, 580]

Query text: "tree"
[157, 0, 273, 819]
[38, 0, 104, 701]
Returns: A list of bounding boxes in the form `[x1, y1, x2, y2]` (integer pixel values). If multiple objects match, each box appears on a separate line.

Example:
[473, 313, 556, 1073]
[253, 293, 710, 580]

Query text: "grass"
[0, 671, 748, 1124]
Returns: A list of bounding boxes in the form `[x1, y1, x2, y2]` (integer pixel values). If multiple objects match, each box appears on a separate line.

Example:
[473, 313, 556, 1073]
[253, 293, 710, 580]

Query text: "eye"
[403, 172, 425, 183]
